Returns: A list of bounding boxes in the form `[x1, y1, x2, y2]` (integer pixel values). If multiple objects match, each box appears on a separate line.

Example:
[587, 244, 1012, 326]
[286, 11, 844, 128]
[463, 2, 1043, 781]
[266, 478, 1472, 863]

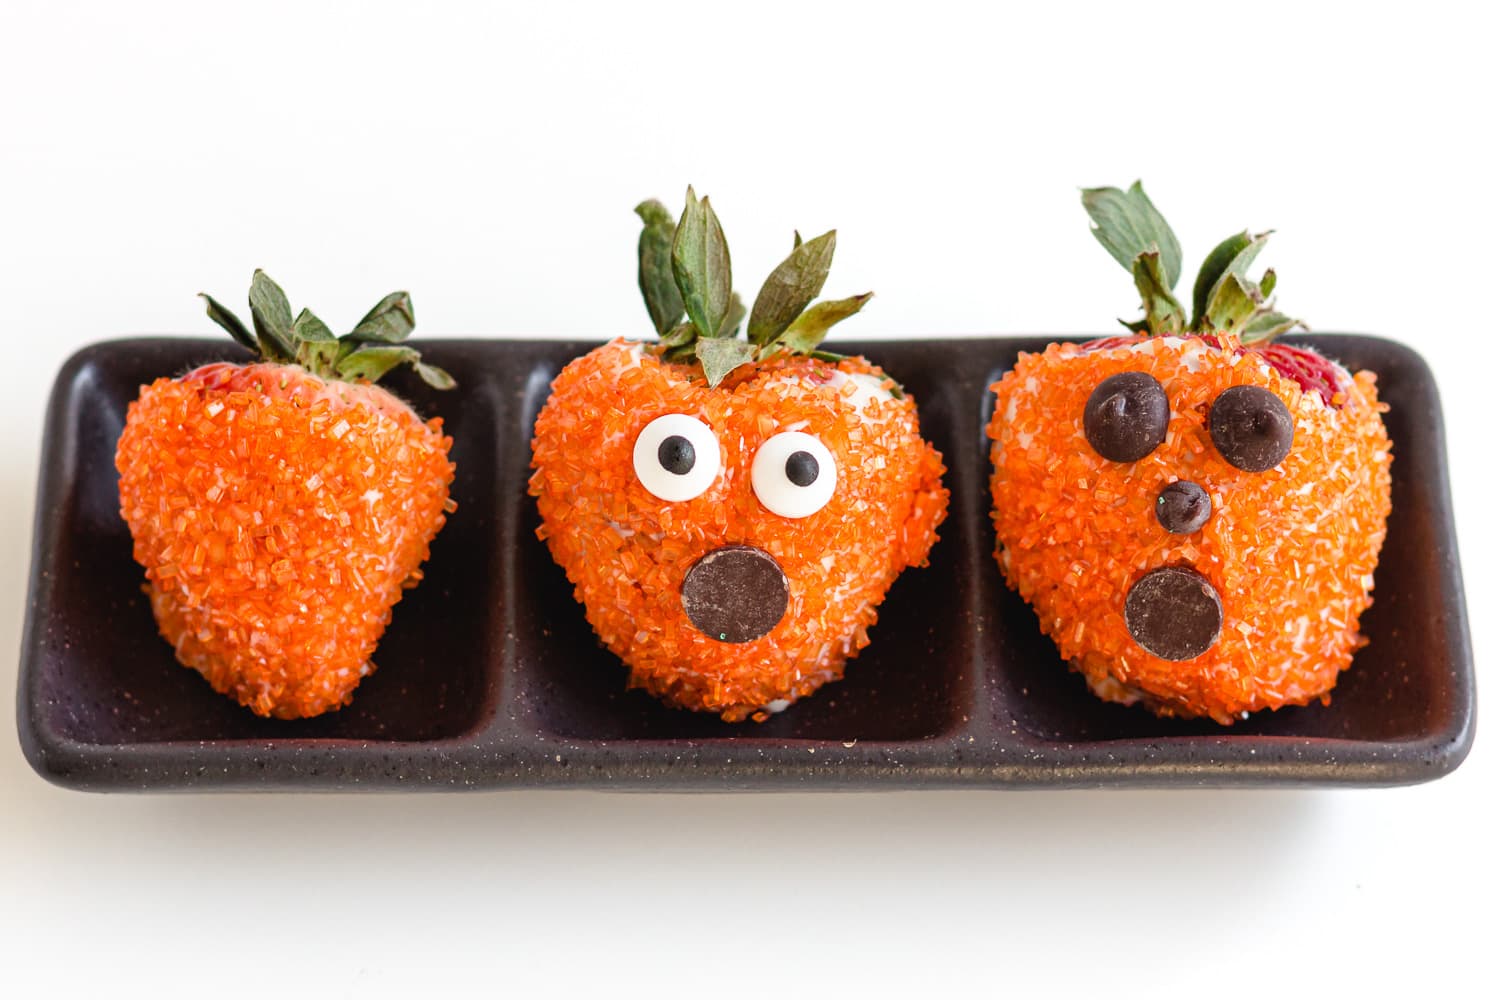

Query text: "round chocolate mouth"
[1124, 566, 1223, 660]
[681, 545, 789, 643]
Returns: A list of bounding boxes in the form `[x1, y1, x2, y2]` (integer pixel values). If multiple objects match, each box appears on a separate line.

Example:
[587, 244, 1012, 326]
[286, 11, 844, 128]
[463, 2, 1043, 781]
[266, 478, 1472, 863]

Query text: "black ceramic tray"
[17, 336, 1474, 791]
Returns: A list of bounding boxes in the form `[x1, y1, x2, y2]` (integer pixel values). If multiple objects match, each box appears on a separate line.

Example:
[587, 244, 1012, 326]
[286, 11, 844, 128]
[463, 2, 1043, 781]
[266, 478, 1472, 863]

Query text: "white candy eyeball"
[632, 414, 721, 501]
[751, 431, 837, 518]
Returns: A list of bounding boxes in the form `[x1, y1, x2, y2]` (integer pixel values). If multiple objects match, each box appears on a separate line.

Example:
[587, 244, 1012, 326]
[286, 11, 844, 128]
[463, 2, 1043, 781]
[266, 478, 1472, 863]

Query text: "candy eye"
[1083, 372, 1169, 462]
[751, 431, 837, 518]
[1209, 385, 1294, 472]
[632, 414, 720, 501]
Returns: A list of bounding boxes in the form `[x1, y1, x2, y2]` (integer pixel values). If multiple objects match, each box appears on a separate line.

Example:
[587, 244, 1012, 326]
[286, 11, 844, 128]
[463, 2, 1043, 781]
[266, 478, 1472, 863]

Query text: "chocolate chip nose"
[681, 545, 788, 643]
[1155, 480, 1212, 534]
[1124, 566, 1222, 660]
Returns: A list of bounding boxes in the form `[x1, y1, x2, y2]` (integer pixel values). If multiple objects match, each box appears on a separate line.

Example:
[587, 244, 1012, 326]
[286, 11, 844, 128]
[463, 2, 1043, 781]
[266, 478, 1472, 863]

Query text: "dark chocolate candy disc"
[1155, 480, 1212, 534]
[681, 545, 789, 643]
[1124, 566, 1222, 660]
[1209, 385, 1294, 473]
[1083, 372, 1170, 463]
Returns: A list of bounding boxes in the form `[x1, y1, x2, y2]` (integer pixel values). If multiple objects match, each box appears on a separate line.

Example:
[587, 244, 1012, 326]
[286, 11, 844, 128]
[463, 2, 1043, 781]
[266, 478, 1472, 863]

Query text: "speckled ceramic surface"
[16, 336, 1474, 790]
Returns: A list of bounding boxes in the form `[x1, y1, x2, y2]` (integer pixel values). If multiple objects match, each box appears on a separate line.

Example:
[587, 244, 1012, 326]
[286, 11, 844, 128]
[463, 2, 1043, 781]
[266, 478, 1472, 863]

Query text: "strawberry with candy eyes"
[529, 189, 948, 722]
[987, 183, 1392, 723]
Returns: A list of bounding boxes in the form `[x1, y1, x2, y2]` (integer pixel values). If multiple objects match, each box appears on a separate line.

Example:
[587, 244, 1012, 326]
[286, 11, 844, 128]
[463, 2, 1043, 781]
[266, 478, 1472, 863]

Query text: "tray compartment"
[974, 337, 1472, 753]
[505, 341, 982, 743]
[21, 340, 505, 752]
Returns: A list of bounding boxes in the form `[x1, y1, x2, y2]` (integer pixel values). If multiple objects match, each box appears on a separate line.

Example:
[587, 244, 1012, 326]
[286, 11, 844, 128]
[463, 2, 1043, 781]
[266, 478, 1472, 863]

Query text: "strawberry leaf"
[351, 291, 416, 343]
[748, 229, 836, 346]
[292, 308, 335, 342]
[636, 199, 674, 228]
[1083, 182, 1183, 290]
[292, 308, 340, 372]
[659, 321, 697, 349]
[336, 344, 419, 383]
[636, 199, 685, 337]
[662, 342, 697, 364]
[1241, 309, 1303, 344]
[199, 293, 257, 351]
[761, 292, 872, 357]
[696, 337, 756, 388]
[1192, 231, 1267, 329]
[1197, 234, 1269, 333]
[717, 292, 746, 338]
[671, 187, 732, 341]
[1131, 252, 1186, 335]
[248, 270, 296, 361]
[414, 360, 456, 389]
[1205, 271, 1260, 334]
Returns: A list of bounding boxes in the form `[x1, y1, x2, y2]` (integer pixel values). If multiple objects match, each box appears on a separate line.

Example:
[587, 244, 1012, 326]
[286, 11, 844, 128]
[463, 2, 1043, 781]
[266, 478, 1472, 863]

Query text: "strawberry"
[115, 271, 456, 719]
[987, 183, 1392, 723]
[529, 189, 948, 722]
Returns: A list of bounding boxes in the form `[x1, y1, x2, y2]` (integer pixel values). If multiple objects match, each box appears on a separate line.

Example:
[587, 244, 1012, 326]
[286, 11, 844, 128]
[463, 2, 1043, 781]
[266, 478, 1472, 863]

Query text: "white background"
[2, 1, 1495, 996]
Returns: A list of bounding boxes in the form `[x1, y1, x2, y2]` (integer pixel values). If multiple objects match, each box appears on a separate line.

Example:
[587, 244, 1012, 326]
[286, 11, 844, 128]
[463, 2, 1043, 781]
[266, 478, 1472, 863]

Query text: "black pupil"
[657, 435, 696, 475]
[785, 451, 819, 487]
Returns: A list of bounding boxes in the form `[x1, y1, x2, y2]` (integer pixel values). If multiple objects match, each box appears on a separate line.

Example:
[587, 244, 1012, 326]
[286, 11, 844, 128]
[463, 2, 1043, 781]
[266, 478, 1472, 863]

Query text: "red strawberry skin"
[116, 362, 455, 719]
[1082, 334, 1352, 406]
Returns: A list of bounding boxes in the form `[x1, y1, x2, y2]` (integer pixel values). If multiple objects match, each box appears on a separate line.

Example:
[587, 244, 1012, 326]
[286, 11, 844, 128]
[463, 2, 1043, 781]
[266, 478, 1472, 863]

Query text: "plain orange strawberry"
[115, 271, 456, 719]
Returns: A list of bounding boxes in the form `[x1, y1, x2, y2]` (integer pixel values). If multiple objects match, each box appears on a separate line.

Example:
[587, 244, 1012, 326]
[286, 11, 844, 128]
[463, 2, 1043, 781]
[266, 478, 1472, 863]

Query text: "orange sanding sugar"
[529, 339, 949, 721]
[987, 336, 1392, 723]
[116, 363, 455, 719]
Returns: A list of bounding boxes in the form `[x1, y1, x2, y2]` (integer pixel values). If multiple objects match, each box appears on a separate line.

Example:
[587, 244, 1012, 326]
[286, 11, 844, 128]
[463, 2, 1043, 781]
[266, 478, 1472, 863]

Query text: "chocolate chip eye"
[1083, 372, 1170, 462]
[1209, 385, 1294, 472]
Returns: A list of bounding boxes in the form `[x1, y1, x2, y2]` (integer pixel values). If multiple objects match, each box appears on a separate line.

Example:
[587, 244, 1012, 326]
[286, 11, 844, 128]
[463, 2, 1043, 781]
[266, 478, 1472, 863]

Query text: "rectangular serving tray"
[16, 336, 1475, 791]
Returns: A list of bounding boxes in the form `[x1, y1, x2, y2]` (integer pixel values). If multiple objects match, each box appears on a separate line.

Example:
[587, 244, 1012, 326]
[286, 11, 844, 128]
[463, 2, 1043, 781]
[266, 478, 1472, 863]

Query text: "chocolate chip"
[1209, 385, 1293, 473]
[785, 450, 819, 487]
[1155, 480, 1212, 534]
[1083, 372, 1170, 463]
[657, 435, 696, 475]
[1124, 566, 1222, 660]
[681, 545, 788, 643]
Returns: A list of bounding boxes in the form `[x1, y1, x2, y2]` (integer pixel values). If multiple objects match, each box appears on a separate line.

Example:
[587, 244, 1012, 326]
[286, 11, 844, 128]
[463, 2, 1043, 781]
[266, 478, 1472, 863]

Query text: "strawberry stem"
[1083, 182, 1305, 342]
[636, 188, 871, 387]
[199, 271, 454, 389]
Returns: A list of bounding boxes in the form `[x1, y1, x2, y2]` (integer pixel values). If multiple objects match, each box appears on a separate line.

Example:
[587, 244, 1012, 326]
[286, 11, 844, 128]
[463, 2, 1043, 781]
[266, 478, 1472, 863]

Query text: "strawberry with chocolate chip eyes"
[530, 189, 948, 722]
[987, 183, 1393, 723]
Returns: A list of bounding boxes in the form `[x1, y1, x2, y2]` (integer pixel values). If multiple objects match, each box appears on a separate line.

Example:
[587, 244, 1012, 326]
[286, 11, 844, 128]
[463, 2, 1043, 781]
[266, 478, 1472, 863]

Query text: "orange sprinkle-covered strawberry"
[988, 184, 1392, 723]
[116, 272, 456, 718]
[530, 190, 948, 721]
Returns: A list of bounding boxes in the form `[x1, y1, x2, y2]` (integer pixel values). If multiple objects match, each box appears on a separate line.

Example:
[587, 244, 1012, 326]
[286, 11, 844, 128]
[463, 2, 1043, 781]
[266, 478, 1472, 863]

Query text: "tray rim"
[16, 333, 1477, 792]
